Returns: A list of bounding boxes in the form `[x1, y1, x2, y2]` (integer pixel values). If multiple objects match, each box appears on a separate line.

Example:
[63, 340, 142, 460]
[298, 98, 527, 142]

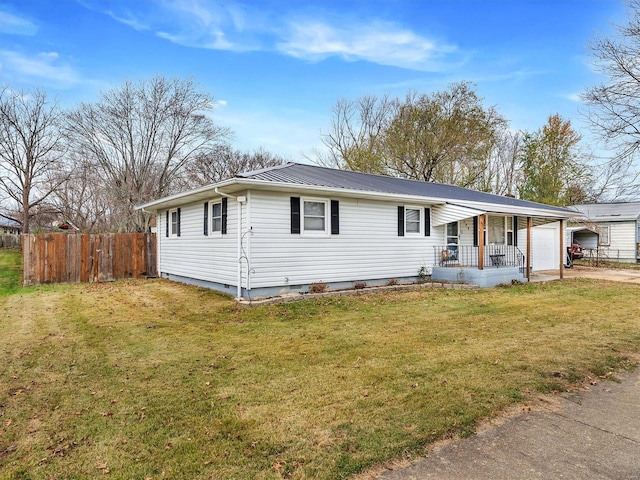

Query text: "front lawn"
[1, 260, 639, 479]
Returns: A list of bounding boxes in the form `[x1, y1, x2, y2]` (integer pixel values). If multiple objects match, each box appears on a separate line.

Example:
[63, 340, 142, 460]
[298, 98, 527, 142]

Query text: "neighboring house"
[0, 218, 21, 235]
[568, 201, 640, 263]
[137, 163, 574, 299]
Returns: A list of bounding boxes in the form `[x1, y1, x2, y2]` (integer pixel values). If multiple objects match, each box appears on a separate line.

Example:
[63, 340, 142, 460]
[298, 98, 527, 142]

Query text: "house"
[568, 202, 640, 263]
[137, 163, 574, 299]
[0, 218, 21, 235]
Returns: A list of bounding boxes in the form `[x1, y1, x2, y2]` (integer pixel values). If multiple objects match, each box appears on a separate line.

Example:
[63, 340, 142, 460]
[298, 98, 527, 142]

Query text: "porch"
[432, 244, 528, 287]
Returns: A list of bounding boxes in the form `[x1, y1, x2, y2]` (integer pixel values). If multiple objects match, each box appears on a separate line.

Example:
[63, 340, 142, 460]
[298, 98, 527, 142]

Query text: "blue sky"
[0, 0, 626, 159]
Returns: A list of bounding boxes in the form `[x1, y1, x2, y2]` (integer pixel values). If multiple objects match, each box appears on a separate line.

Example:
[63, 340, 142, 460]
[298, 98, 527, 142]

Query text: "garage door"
[531, 224, 560, 271]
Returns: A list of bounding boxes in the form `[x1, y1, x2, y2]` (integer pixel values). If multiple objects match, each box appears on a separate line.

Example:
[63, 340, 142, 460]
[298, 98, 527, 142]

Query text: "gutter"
[215, 187, 246, 300]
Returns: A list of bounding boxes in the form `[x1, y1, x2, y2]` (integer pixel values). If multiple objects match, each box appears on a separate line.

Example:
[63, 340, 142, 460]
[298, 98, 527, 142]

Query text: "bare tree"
[582, 0, 640, 194]
[317, 94, 395, 173]
[0, 87, 67, 233]
[316, 83, 505, 186]
[65, 76, 231, 232]
[184, 145, 287, 187]
[50, 154, 115, 232]
[476, 128, 523, 195]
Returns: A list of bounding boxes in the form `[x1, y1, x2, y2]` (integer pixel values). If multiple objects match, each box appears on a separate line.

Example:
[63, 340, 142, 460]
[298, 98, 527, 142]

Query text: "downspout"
[214, 187, 246, 300]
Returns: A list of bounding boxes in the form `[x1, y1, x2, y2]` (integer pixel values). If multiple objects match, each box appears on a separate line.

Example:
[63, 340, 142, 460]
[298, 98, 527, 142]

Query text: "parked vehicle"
[567, 242, 584, 260]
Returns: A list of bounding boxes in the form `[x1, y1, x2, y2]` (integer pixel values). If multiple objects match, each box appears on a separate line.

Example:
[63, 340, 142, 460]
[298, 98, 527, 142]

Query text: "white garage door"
[531, 224, 560, 271]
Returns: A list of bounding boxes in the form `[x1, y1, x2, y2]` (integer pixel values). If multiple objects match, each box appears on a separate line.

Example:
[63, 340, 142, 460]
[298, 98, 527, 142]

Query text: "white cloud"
[156, 29, 234, 50]
[563, 92, 582, 102]
[0, 9, 38, 36]
[215, 99, 228, 107]
[0, 50, 80, 87]
[81, 1, 461, 72]
[278, 19, 457, 71]
[84, 0, 258, 52]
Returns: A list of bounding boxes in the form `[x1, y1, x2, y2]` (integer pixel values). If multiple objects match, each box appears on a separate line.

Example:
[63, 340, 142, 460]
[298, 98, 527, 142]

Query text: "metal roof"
[138, 162, 575, 218]
[568, 202, 640, 222]
[239, 163, 574, 215]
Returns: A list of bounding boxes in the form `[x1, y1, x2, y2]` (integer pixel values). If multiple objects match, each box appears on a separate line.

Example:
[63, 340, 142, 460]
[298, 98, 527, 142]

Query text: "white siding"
[157, 196, 242, 286]
[248, 191, 440, 288]
[458, 217, 475, 245]
[155, 190, 572, 291]
[608, 222, 637, 253]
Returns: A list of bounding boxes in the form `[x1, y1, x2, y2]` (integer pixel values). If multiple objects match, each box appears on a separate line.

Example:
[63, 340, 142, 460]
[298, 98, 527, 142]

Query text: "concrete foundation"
[431, 266, 526, 287]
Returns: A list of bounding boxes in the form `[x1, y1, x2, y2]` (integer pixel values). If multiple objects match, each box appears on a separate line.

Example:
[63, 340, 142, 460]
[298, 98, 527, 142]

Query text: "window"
[485, 216, 515, 245]
[599, 225, 610, 246]
[405, 207, 421, 234]
[211, 201, 222, 233]
[487, 215, 505, 245]
[302, 199, 328, 234]
[168, 208, 180, 237]
[291, 197, 338, 235]
[506, 217, 514, 245]
[205, 198, 227, 235]
[446, 222, 459, 245]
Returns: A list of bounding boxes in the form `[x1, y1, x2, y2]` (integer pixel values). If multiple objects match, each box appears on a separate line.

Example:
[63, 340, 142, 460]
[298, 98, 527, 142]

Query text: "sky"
[0, 0, 627, 160]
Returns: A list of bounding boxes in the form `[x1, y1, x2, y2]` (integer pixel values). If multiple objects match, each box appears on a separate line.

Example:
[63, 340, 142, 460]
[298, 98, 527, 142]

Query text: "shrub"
[309, 282, 328, 294]
[417, 266, 429, 282]
[353, 282, 367, 290]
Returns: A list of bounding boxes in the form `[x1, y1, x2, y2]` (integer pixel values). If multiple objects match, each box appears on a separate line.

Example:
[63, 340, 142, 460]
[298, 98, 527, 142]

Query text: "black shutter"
[473, 216, 479, 247]
[424, 208, 431, 236]
[331, 200, 339, 235]
[165, 211, 169, 237]
[221, 198, 228, 234]
[291, 197, 300, 234]
[203, 202, 209, 236]
[176, 208, 181, 237]
[397, 206, 405, 236]
[513, 216, 518, 246]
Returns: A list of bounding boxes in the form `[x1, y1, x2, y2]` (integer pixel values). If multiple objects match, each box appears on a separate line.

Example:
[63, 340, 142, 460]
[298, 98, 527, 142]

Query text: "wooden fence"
[0, 234, 21, 249]
[22, 233, 156, 286]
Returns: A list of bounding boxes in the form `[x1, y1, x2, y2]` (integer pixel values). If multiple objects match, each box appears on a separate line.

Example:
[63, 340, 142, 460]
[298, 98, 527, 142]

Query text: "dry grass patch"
[1, 274, 639, 479]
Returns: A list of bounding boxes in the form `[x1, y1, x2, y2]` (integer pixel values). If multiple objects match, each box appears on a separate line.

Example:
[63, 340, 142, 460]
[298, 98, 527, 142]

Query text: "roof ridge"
[237, 161, 297, 178]
[572, 201, 640, 206]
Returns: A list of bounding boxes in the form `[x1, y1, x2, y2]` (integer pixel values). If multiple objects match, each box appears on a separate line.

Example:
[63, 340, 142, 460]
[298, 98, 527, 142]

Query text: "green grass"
[1, 249, 639, 479]
[0, 249, 22, 296]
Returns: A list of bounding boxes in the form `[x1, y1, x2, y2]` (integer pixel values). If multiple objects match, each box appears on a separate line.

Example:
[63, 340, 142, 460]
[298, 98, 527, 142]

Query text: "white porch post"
[559, 219, 564, 279]
[526, 217, 532, 281]
[478, 214, 485, 270]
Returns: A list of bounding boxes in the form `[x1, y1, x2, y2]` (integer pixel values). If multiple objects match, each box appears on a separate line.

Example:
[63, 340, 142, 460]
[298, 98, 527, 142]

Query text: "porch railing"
[434, 245, 526, 272]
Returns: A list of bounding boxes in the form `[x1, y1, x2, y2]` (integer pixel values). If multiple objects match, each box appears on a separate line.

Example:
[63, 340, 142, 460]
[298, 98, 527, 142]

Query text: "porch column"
[478, 215, 485, 270]
[526, 217, 532, 281]
[559, 219, 564, 279]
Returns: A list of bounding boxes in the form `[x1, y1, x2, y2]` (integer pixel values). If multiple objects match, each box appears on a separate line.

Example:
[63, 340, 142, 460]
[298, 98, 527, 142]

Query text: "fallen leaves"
[96, 461, 110, 474]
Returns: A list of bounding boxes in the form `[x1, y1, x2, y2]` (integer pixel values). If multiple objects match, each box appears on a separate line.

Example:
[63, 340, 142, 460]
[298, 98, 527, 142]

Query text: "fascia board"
[135, 178, 238, 212]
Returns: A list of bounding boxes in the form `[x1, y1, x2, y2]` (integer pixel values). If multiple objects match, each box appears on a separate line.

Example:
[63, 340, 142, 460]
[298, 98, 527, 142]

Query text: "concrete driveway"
[533, 266, 640, 285]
